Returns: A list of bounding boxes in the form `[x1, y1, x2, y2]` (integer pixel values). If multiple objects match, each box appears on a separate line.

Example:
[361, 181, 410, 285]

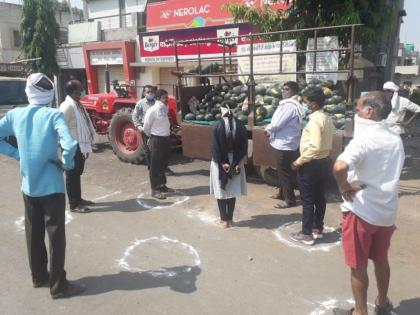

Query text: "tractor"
[81, 73, 181, 164]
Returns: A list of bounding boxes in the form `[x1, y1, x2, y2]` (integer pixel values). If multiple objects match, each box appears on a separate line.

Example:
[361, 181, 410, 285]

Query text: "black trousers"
[298, 158, 329, 235]
[217, 198, 236, 221]
[141, 132, 151, 168]
[276, 149, 299, 204]
[23, 193, 68, 295]
[149, 135, 170, 191]
[65, 145, 85, 209]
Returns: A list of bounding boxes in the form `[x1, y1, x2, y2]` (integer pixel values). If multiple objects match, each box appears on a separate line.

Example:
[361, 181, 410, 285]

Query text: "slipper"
[274, 201, 296, 209]
[375, 298, 394, 315]
[70, 205, 92, 213]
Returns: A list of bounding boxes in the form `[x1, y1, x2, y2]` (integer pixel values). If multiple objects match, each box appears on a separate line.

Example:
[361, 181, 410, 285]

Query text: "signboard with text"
[306, 36, 339, 83]
[237, 40, 296, 83]
[139, 23, 254, 63]
[146, 0, 290, 31]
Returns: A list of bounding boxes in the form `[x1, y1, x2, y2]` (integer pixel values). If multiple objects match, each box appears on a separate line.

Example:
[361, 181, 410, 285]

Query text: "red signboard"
[146, 0, 290, 31]
[139, 23, 255, 63]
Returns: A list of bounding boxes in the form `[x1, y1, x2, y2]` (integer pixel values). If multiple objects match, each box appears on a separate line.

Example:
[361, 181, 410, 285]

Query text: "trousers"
[65, 145, 85, 209]
[23, 193, 68, 295]
[149, 135, 170, 191]
[298, 158, 329, 235]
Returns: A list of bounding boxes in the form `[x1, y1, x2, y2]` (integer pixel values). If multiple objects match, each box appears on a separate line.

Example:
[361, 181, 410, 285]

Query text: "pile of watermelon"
[183, 79, 348, 130]
[184, 80, 252, 124]
[300, 79, 348, 130]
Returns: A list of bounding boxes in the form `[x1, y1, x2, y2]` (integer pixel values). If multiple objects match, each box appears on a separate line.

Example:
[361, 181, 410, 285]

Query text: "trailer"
[172, 24, 362, 185]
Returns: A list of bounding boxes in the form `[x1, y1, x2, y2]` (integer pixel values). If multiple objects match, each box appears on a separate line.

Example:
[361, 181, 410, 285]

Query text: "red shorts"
[342, 211, 395, 269]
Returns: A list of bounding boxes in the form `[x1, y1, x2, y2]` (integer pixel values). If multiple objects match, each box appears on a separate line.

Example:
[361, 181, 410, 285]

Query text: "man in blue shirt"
[265, 81, 304, 208]
[0, 73, 85, 299]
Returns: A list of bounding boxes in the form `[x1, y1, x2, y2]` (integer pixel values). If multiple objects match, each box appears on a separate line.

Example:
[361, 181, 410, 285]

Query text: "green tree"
[224, 0, 398, 50]
[20, 0, 60, 78]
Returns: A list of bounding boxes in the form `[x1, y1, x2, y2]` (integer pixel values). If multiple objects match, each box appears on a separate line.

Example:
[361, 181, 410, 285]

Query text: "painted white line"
[136, 191, 190, 210]
[117, 235, 201, 278]
[92, 191, 122, 202]
[15, 210, 74, 232]
[273, 221, 341, 253]
[309, 298, 379, 315]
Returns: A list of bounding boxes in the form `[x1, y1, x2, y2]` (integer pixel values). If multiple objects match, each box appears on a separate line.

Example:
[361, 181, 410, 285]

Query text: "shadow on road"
[89, 199, 149, 212]
[76, 266, 201, 296]
[176, 186, 209, 197]
[235, 213, 302, 230]
[394, 297, 420, 315]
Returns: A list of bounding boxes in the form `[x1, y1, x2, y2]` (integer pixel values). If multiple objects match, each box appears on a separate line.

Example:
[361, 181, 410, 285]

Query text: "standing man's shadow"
[75, 266, 201, 296]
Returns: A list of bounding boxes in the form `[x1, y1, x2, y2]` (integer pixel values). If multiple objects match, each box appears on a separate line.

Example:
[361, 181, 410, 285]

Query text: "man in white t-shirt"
[383, 81, 420, 135]
[332, 91, 405, 315]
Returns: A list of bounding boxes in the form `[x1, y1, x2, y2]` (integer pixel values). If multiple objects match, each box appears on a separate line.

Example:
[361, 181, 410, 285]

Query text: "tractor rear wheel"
[109, 107, 146, 164]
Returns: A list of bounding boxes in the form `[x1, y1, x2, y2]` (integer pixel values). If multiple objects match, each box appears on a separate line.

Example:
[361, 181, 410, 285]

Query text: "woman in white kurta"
[210, 103, 247, 228]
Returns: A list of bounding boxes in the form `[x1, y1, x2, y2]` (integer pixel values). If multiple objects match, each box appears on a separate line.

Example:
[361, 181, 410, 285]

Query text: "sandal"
[375, 298, 394, 315]
[70, 205, 92, 213]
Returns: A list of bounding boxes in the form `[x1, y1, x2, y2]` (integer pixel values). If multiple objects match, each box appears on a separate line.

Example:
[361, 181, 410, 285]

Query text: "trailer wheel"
[256, 166, 278, 187]
[109, 108, 146, 164]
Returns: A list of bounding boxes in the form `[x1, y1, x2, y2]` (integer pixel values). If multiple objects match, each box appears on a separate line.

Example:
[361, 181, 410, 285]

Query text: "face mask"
[146, 93, 155, 101]
[281, 90, 294, 100]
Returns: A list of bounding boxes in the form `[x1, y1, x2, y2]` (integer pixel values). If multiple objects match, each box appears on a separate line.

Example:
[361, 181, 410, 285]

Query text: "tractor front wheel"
[109, 108, 146, 164]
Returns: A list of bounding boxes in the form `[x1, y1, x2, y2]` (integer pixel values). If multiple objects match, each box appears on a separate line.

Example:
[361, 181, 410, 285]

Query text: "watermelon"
[224, 93, 232, 100]
[266, 107, 276, 118]
[220, 92, 226, 97]
[198, 103, 207, 110]
[240, 85, 248, 94]
[263, 96, 274, 105]
[267, 87, 281, 98]
[255, 85, 266, 96]
[211, 108, 221, 115]
[232, 80, 243, 86]
[196, 114, 205, 121]
[256, 106, 267, 118]
[255, 96, 265, 106]
[272, 97, 280, 106]
[239, 93, 248, 102]
[237, 114, 248, 123]
[199, 109, 206, 114]
[222, 85, 229, 92]
[215, 103, 222, 109]
[215, 113, 222, 120]
[212, 95, 223, 103]
[184, 113, 195, 120]
[256, 115, 264, 123]
[232, 85, 242, 95]
[205, 113, 214, 121]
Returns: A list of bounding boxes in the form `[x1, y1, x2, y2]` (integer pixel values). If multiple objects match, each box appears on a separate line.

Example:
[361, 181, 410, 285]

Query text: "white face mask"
[281, 90, 294, 100]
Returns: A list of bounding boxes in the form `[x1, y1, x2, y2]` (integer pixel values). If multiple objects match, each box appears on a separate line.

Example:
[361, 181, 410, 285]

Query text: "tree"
[20, 0, 60, 78]
[224, 0, 398, 50]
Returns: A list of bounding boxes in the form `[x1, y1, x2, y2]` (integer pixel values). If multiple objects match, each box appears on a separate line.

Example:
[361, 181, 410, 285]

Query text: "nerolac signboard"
[146, 0, 290, 32]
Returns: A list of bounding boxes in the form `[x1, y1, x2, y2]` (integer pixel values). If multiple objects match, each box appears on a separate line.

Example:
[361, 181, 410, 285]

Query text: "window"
[0, 80, 28, 106]
[13, 30, 22, 48]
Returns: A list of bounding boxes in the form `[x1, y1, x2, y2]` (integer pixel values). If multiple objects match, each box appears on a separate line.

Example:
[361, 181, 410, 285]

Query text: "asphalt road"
[0, 136, 419, 315]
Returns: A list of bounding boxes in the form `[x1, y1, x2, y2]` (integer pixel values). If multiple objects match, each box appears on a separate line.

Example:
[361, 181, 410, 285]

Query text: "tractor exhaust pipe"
[105, 64, 110, 93]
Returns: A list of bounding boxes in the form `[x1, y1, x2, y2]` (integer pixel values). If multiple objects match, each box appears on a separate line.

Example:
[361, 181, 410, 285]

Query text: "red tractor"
[81, 79, 181, 164]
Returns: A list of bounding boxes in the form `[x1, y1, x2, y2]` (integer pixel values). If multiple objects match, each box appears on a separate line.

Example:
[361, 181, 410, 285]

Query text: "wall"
[0, 3, 24, 63]
[0, 2, 74, 63]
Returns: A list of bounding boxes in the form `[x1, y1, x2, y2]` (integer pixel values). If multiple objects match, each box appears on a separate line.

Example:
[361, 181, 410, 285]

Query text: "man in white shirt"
[143, 89, 175, 200]
[60, 80, 97, 213]
[383, 81, 420, 135]
[332, 91, 405, 315]
[264, 81, 304, 208]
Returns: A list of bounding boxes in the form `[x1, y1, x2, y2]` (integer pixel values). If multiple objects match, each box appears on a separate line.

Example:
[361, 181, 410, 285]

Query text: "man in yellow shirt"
[290, 86, 334, 245]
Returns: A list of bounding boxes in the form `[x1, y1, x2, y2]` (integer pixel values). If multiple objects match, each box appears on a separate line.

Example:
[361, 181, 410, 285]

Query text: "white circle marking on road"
[15, 210, 74, 232]
[309, 298, 380, 315]
[117, 235, 201, 278]
[136, 191, 190, 210]
[273, 221, 341, 253]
